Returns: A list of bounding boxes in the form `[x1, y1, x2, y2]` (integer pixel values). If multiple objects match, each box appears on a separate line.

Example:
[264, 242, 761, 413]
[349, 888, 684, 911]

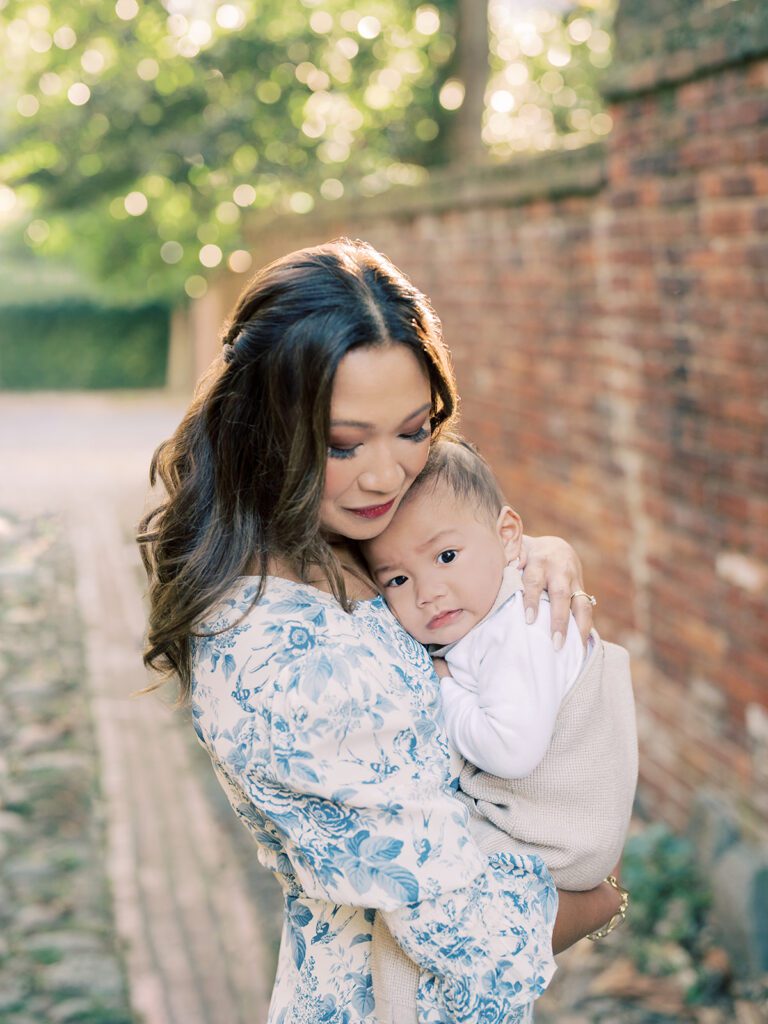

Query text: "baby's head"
[363, 439, 522, 646]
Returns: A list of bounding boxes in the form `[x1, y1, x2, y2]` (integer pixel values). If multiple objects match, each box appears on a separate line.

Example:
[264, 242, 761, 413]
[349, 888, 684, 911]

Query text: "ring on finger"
[570, 590, 597, 607]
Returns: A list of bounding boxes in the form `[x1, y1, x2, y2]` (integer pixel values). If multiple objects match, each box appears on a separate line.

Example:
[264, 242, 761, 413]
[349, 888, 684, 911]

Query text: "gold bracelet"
[586, 874, 630, 941]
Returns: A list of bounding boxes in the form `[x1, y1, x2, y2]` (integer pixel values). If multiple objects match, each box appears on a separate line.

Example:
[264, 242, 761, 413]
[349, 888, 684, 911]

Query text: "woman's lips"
[349, 499, 396, 519]
[427, 609, 463, 630]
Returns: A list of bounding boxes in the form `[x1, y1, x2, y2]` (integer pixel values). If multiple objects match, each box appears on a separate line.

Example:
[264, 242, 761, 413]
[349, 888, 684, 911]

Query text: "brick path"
[1, 393, 281, 1024]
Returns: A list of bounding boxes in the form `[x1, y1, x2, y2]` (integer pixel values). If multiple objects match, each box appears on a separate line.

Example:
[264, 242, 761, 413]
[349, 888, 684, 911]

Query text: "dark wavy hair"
[137, 238, 458, 701]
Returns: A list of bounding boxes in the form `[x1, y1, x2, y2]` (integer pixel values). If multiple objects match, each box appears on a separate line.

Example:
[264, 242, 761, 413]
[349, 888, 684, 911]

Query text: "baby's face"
[364, 482, 520, 646]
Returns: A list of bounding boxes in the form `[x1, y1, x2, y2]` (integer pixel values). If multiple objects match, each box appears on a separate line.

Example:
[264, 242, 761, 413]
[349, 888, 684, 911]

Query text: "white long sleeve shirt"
[437, 568, 586, 780]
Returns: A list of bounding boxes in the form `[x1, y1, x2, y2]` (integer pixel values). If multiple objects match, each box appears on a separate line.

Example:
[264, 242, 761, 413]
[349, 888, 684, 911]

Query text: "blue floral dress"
[191, 578, 557, 1024]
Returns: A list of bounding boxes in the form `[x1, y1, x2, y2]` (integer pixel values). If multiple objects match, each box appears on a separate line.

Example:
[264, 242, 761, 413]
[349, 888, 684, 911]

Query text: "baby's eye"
[437, 549, 457, 565]
[385, 575, 408, 588]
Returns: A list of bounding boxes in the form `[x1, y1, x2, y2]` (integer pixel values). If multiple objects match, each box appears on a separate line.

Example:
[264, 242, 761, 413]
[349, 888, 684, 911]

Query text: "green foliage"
[0, 0, 460, 299]
[0, 301, 170, 389]
[622, 823, 711, 950]
[619, 824, 744, 1007]
[0, 0, 615, 302]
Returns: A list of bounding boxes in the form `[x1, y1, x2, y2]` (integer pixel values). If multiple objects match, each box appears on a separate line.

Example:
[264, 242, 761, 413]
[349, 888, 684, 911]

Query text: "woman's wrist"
[586, 875, 630, 940]
[552, 877, 627, 954]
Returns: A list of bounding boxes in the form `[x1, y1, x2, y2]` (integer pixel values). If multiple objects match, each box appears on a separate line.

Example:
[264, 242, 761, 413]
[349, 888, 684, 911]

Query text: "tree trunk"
[449, 0, 489, 165]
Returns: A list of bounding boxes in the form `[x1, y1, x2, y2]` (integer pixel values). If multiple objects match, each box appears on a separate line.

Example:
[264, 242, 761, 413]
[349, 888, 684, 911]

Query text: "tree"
[1, 0, 460, 299]
[0, 0, 614, 302]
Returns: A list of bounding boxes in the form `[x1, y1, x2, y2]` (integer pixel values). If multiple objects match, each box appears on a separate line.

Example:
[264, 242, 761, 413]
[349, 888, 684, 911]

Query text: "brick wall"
[187, 1, 768, 841]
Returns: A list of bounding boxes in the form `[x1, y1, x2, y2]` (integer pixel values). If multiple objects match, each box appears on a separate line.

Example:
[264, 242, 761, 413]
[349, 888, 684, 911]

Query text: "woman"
[139, 239, 623, 1023]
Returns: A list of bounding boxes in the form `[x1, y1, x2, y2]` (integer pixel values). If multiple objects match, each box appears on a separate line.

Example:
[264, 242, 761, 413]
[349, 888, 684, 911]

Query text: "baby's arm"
[439, 594, 584, 778]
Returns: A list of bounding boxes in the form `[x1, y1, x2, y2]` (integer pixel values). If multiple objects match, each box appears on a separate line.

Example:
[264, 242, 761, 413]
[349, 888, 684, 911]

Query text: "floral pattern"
[191, 577, 557, 1023]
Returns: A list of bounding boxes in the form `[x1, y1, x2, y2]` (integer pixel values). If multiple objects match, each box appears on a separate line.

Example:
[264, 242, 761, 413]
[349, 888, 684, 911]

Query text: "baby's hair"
[404, 436, 507, 523]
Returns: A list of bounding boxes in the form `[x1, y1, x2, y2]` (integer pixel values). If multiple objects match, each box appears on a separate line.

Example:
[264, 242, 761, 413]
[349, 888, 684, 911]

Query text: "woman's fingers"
[569, 591, 595, 644]
[521, 535, 593, 646]
[547, 583, 576, 650]
[521, 566, 545, 627]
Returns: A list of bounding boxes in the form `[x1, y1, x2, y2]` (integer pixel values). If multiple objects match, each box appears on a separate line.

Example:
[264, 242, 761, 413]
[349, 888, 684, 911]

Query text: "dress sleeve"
[256, 641, 557, 1018]
[441, 595, 584, 778]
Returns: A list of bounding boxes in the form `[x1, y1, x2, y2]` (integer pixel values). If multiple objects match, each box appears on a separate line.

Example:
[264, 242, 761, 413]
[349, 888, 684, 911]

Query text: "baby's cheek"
[388, 593, 419, 638]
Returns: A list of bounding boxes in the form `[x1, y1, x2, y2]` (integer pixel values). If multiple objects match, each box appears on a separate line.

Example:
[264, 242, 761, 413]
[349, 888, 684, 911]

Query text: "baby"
[362, 438, 638, 1022]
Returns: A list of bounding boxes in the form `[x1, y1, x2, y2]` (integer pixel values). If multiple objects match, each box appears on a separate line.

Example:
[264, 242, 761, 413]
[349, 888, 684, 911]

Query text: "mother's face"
[320, 344, 432, 542]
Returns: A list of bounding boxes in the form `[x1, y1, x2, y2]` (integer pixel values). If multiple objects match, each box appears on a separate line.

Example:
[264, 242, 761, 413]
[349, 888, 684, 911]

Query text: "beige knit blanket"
[370, 633, 637, 1023]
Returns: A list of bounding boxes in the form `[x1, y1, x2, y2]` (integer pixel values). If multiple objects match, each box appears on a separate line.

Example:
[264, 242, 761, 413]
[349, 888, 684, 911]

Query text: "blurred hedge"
[0, 300, 170, 389]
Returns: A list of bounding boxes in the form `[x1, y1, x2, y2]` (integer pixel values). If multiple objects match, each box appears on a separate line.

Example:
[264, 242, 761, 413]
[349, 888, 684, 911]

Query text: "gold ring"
[570, 590, 597, 607]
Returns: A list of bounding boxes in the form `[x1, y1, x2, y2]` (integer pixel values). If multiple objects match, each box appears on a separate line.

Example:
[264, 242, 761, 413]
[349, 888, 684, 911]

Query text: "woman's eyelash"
[402, 426, 430, 442]
[328, 445, 358, 460]
[327, 425, 429, 459]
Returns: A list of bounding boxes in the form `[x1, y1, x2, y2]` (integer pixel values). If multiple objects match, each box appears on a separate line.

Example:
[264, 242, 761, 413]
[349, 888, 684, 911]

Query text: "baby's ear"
[496, 505, 523, 563]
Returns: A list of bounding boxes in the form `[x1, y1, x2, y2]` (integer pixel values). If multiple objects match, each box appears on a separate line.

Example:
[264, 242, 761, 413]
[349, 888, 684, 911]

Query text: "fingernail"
[553, 631, 564, 651]
[525, 607, 535, 625]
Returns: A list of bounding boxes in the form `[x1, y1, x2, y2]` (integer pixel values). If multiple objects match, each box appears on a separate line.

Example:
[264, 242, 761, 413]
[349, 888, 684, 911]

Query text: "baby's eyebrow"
[370, 529, 457, 574]
[369, 560, 398, 576]
[415, 529, 455, 552]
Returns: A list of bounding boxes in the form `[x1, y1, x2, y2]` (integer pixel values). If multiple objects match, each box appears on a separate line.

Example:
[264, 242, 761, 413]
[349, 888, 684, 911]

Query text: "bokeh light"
[81, 49, 106, 74]
[137, 58, 159, 81]
[67, 82, 91, 105]
[124, 191, 148, 215]
[357, 16, 380, 40]
[288, 191, 314, 214]
[439, 79, 465, 110]
[320, 178, 344, 199]
[25, 218, 50, 244]
[199, 243, 223, 268]
[228, 249, 252, 272]
[53, 26, 77, 49]
[185, 275, 207, 298]
[115, 0, 138, 20]
[160, 241, 183, 264]
[415, 6, 440, 35]
[0, 186, 18, 217]
[233, 183, 256, 207]
[216, 5, 246, 30]
[17, 95, 40, 117]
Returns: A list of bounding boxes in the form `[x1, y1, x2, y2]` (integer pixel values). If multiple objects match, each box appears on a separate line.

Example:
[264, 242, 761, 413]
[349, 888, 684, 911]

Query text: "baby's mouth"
[427, 609, 462, 630]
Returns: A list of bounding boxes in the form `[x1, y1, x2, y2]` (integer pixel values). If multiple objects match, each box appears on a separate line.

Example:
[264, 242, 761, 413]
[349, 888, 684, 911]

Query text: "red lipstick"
[349, 499, 395, 519]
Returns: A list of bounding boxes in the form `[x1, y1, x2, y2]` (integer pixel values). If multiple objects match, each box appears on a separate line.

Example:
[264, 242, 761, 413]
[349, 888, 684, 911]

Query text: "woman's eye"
[328, 444, 359, 460]
[385, 575, 408, 588]
[400, 424, 430, 443]
[437, 549, 457, 565]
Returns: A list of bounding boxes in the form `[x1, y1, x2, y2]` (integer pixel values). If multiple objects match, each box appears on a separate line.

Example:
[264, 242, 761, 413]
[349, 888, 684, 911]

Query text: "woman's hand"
[518, 535, 593, 646]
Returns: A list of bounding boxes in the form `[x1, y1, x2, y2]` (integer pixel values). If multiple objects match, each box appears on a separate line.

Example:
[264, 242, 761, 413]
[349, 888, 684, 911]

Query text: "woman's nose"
[358, 451, 405, 494]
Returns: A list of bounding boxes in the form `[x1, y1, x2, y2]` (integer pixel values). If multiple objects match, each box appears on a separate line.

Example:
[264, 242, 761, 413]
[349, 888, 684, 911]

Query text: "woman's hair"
[137, 237, 458, 701]
[403, 437, 508, 524]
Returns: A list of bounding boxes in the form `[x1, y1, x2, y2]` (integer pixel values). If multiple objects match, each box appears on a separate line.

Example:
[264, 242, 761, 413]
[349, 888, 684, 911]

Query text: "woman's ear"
[496, 505, 523, 564]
